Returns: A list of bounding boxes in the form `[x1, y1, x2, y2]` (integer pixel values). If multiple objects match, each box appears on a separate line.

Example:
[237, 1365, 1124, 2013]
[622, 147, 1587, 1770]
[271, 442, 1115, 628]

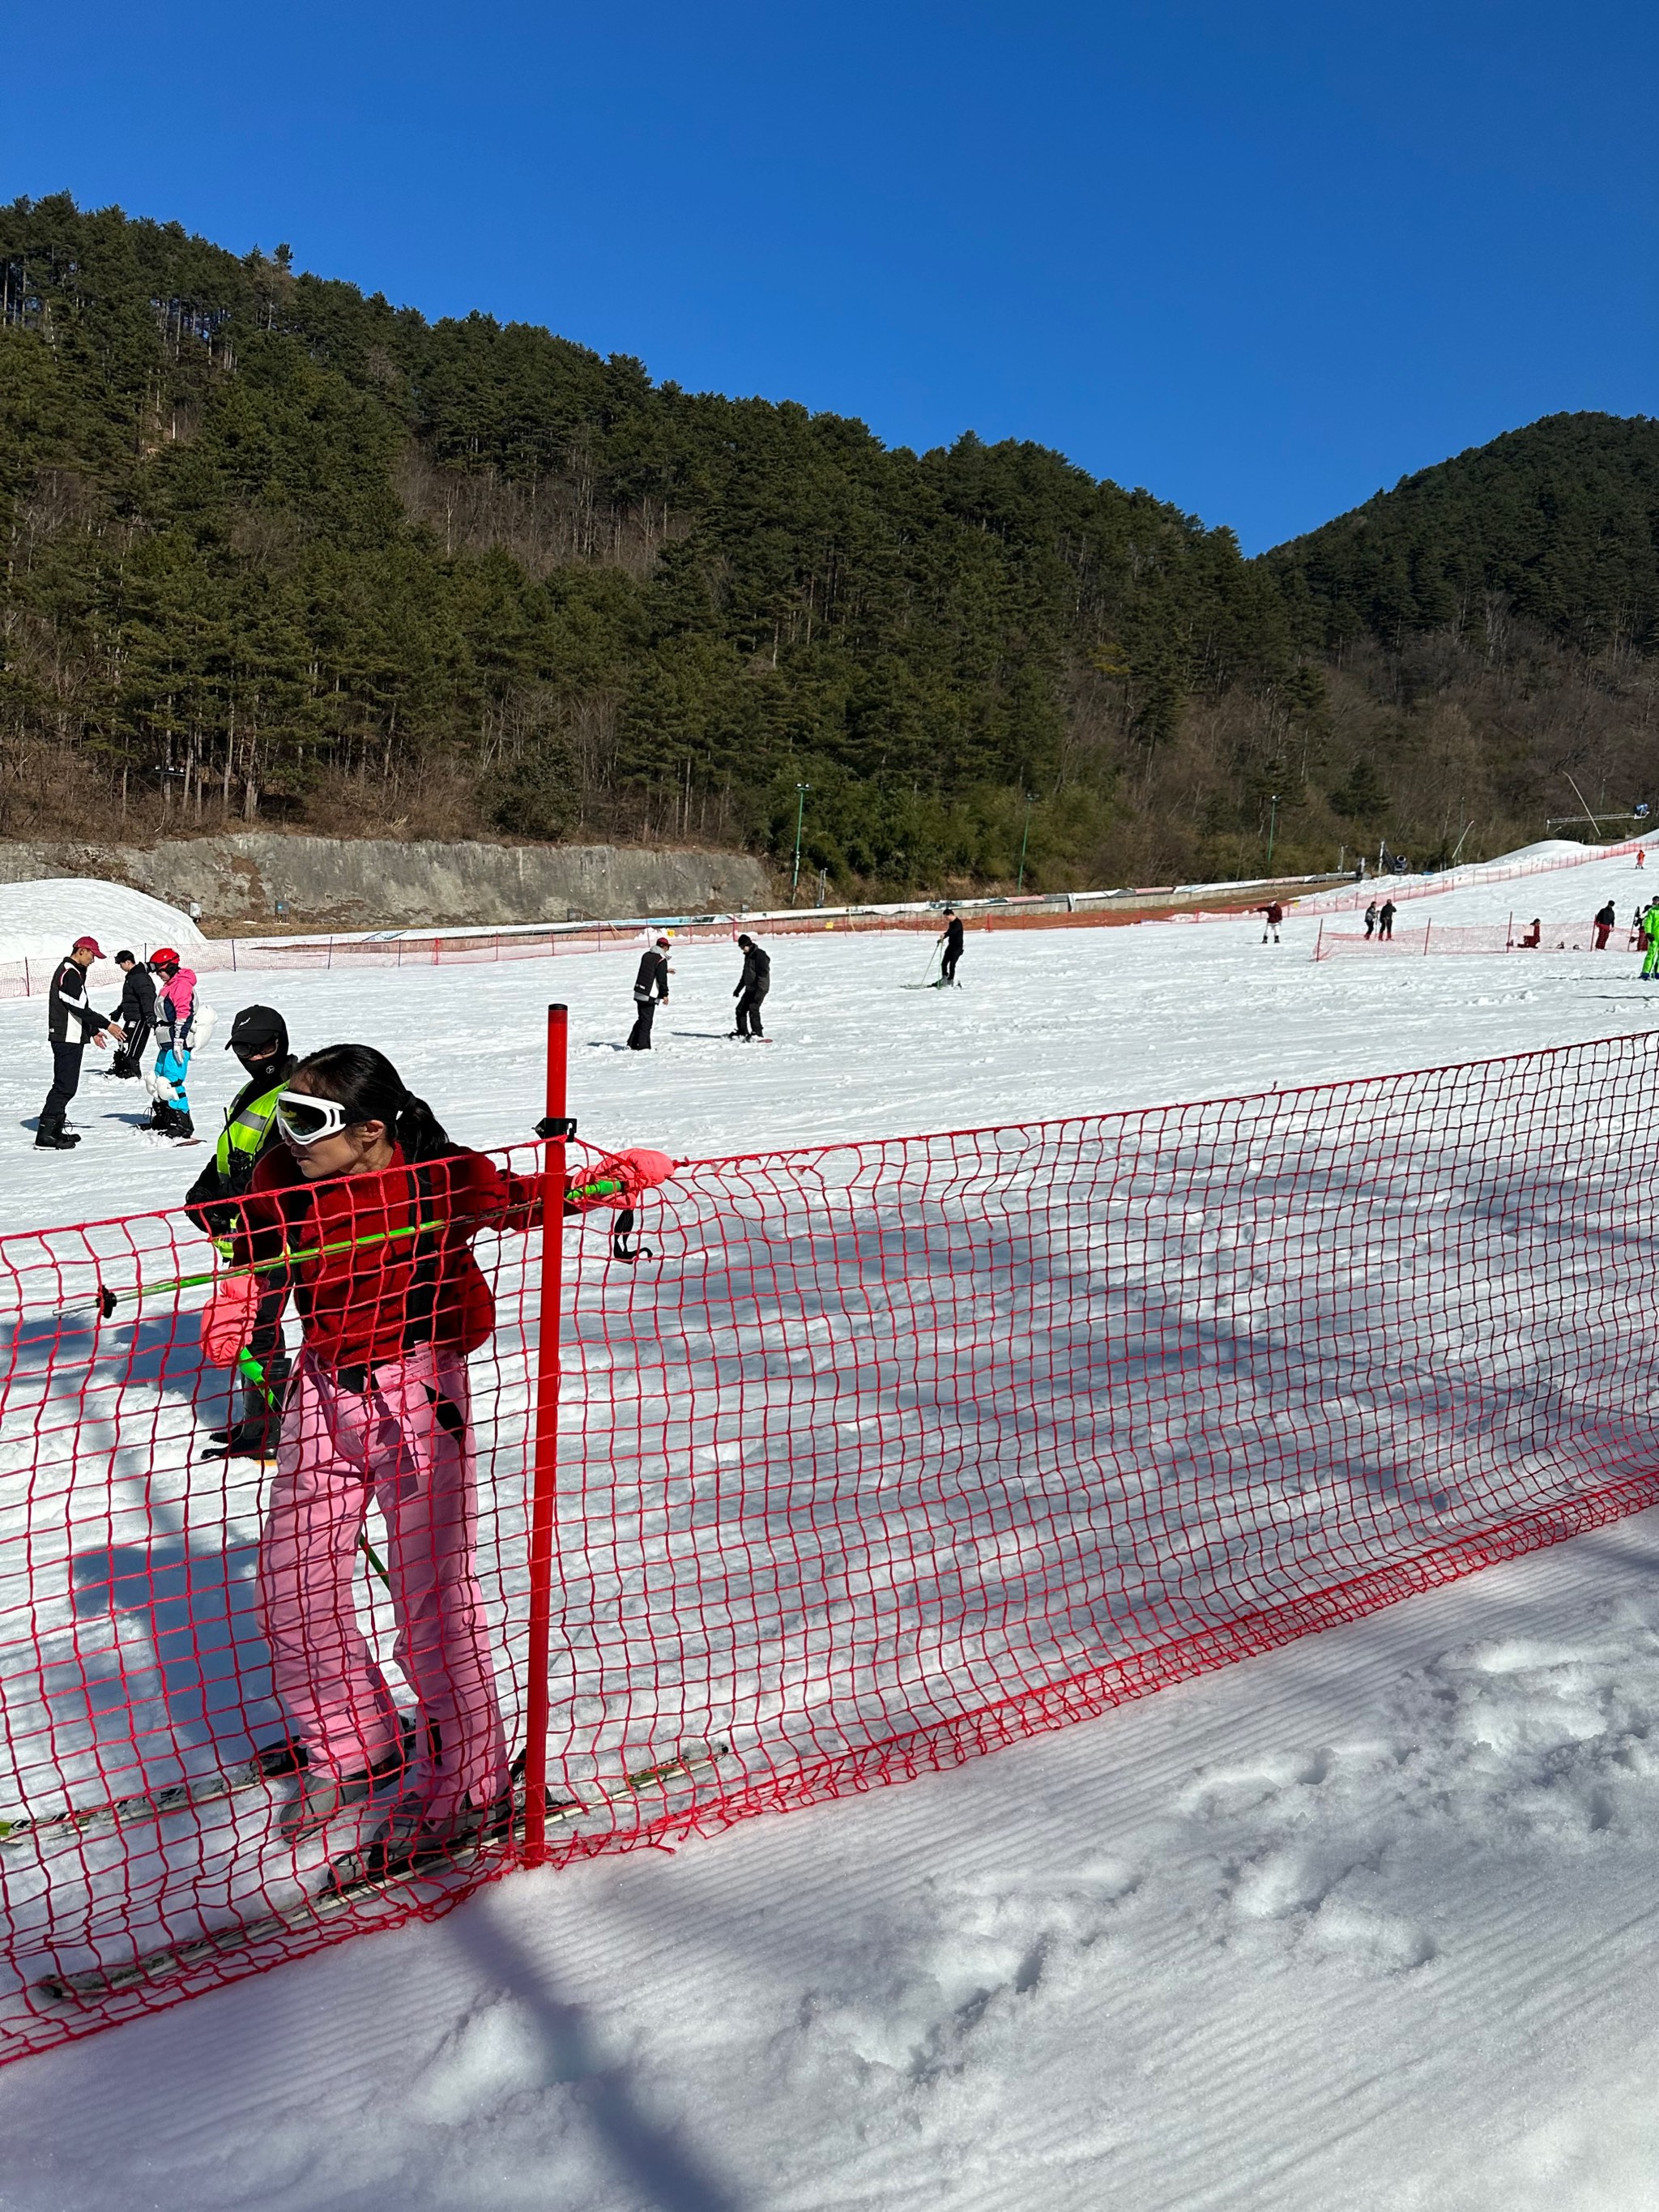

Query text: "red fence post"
[522, 1001, 569, 1866]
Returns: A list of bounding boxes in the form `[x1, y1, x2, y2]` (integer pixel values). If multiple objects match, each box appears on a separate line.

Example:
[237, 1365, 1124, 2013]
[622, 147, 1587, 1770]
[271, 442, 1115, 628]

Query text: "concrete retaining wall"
[0, 835, 775, 929]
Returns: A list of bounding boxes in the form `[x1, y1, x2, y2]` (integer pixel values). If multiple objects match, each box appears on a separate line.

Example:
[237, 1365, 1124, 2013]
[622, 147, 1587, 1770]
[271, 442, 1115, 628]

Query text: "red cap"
[72, 936, 103, 956]
[151, 946, 180, 967]
[655, 937, 672, 949]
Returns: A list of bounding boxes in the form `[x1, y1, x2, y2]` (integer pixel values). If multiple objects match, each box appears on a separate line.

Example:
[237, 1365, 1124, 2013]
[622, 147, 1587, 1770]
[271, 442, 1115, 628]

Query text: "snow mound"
[0, 878, 205, 968]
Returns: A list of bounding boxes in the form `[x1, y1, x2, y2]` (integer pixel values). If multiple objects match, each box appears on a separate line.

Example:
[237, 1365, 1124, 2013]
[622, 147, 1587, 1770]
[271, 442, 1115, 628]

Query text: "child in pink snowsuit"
[229, 1043, 541, 1881]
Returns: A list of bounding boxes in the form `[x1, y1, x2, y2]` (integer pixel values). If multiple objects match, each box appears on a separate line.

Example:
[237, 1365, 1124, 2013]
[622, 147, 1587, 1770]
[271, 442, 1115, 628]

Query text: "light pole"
[790, 783, 811, 904]
[1016, 793, 1034, 894]
[1265, 793, 1281, 871]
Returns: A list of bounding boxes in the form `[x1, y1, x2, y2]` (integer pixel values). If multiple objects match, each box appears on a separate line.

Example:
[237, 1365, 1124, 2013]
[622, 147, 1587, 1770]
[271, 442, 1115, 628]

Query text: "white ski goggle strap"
[274, 1091, 351, 1145]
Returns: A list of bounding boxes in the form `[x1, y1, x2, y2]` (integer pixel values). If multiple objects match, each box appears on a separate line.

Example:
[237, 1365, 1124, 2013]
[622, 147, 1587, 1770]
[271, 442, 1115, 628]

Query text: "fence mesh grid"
[4, 1033, 1659, 2060]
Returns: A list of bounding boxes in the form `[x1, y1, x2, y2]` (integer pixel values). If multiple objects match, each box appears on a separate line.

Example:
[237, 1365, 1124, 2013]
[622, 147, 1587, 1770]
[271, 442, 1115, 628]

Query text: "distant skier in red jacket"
[1259, 901, 1285, 945]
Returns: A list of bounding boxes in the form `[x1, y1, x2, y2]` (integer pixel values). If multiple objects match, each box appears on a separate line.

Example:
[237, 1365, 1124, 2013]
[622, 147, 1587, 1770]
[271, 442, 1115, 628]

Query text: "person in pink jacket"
[147, 948, 198, 1138]
[204, 1040, 675, 1890]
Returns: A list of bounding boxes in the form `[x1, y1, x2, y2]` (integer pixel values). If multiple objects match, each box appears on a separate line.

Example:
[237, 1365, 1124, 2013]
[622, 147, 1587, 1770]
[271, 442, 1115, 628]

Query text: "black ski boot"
[201, 1364, 288, 1461]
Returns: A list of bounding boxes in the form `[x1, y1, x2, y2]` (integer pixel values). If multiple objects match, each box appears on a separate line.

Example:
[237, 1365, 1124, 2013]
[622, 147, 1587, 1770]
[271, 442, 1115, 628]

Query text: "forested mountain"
[2, 194, 1657, 891]
[1266, 414, 1659, 657]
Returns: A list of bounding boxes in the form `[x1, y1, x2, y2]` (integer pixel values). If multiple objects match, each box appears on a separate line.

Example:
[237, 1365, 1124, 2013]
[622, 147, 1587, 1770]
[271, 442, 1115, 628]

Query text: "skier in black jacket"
[185, 1004, 298, 1461]
[37, 936, 120, 1149]
[628, 937, 672, 1049]
[731, 934, 771, 1039]
[110, 950, 157, 1078]
[935, 911, 966, 987]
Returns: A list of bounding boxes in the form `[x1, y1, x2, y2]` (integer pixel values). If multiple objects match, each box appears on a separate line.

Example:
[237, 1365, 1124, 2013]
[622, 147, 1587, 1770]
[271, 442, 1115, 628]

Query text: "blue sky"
[6, 0, 1654, 550]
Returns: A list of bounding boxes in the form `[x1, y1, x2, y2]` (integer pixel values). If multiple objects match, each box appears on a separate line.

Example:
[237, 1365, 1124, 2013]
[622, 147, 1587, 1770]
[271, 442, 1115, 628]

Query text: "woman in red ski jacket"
[228, 1043, 542, 1883]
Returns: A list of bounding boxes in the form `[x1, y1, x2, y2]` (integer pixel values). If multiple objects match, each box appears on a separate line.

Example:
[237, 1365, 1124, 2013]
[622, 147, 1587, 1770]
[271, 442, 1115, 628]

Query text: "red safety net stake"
[522, 1004, 569, 1868]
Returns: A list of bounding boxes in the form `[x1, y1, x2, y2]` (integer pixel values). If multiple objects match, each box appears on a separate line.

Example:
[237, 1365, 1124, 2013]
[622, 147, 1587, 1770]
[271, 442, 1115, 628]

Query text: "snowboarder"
[1519, 917, 1542, 949]
[1378, 899, 1397, 942]
[936, 910, 966, 987]
[147, 948, 200, 1137]
[184, 1005, 299, 1462]
[1259, 900, 1285, 945]
[731, 933, 771, 1038]
[1363, 900, 1379, 939]
[110, 950, 156, 1078]
[628, 937, 672, 1049]
[36, 936, 120, 1150]
[1594, 900, 1617, 950]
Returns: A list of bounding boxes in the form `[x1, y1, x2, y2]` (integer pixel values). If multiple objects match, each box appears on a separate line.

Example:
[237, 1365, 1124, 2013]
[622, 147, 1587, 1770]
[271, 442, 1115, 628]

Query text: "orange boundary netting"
[1294, 834, 1651, 918]
[4, 1025, 1659, 2060]
[1313, 918, 1646, 959]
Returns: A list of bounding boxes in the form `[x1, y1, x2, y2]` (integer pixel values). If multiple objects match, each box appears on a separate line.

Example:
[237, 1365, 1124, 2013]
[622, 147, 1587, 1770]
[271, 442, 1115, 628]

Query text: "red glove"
[565, 1147, 676, 1213]
[200, 1275, 260, 1366]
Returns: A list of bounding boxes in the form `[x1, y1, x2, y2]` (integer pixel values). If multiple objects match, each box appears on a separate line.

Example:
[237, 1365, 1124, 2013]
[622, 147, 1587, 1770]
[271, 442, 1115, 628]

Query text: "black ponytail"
[290, 1044, 454, 1161]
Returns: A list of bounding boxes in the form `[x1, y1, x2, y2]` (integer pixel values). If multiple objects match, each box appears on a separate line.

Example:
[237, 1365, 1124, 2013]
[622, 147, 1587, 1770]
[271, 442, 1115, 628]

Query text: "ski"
[3, 1715, 407, 1855]
[1, 1753, 284, 1853]
[34, 1743, 727, 2004]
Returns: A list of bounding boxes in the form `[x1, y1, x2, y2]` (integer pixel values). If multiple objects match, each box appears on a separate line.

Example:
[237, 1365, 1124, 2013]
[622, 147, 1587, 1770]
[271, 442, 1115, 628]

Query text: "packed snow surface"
[0, 878, 205, 969]
[2, 837, 1659, 2208]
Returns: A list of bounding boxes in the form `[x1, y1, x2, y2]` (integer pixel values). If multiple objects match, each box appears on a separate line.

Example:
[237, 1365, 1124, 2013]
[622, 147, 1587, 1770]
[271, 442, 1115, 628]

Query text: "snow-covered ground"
[2, 839, 1658, 2209]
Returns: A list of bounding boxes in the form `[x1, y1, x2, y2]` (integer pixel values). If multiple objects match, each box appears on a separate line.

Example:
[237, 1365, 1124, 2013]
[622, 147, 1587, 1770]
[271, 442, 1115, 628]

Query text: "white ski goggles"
[274, 1091, 352, 1145]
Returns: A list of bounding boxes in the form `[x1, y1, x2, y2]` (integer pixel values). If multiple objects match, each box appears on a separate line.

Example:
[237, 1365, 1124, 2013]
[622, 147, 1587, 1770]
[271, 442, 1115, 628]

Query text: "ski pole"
[236, 1345, 394, 1592]
[51, 1176, 630, 1326]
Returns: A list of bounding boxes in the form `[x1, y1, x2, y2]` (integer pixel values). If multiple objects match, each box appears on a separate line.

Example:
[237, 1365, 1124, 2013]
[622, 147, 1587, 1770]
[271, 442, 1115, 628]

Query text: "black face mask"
[234, 1046, 279, 1077]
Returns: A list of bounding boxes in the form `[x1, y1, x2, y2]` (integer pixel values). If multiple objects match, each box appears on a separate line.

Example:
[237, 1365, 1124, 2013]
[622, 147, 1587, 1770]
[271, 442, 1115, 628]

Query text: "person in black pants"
[1378, 899, 1397, 942]
[37, 936, 121, 1149]
[936, 910, 966, 986]
[110, 949, 157, 1078]
[628, 937, 672, 1049]
[731, 934, 771, 1038]
[186, 1004, 300, 1460]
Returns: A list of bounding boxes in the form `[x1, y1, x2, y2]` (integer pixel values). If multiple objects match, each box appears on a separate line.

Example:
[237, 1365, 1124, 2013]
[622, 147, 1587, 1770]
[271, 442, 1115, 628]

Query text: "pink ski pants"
[257, 1345, 508, 1823]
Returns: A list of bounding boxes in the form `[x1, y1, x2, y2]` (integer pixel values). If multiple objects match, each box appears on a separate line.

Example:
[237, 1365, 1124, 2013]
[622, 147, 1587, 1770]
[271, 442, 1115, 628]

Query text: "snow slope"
[0, 878, 204, 970]
[2, 836, 1658, 2208]
[1, 839, 1654, 1241]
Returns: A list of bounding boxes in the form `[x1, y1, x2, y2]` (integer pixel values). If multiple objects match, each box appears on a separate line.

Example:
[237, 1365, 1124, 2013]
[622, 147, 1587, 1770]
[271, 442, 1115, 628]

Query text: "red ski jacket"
[235, 1144, 539, 1373]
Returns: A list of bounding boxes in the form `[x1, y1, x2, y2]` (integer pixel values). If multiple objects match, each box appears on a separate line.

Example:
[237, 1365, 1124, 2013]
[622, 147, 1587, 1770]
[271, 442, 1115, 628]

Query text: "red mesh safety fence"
[0, 925, 701, 1005]
[6, 1027, 1659, 2062]
[1294, 834, 1649, 918]
[1313, 919, 1644, 959]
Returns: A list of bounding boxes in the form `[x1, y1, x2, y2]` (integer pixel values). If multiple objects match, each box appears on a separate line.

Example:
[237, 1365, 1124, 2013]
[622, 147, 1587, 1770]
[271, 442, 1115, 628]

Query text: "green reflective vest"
[215, 1079, 286, 1185]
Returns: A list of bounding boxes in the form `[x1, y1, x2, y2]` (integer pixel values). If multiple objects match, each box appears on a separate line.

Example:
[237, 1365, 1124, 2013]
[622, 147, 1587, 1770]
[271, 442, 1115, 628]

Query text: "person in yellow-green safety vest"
[1643, 903, 1659, 980]
[184, 1005, 298, 1462]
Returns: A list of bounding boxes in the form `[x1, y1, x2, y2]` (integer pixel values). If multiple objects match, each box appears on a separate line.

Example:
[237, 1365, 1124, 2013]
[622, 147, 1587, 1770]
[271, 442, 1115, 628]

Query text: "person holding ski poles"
[111, 950, 157, 1079]
[936, 910, 966, 987]
[211, 1042, 672, 1886]
[628, 937, 671, 1049]
[185, 1004, 299, 1462]
[1259, 900, 1285, 945]
[731, 933, 770, 1039]
[36, 936, 121, 1150]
